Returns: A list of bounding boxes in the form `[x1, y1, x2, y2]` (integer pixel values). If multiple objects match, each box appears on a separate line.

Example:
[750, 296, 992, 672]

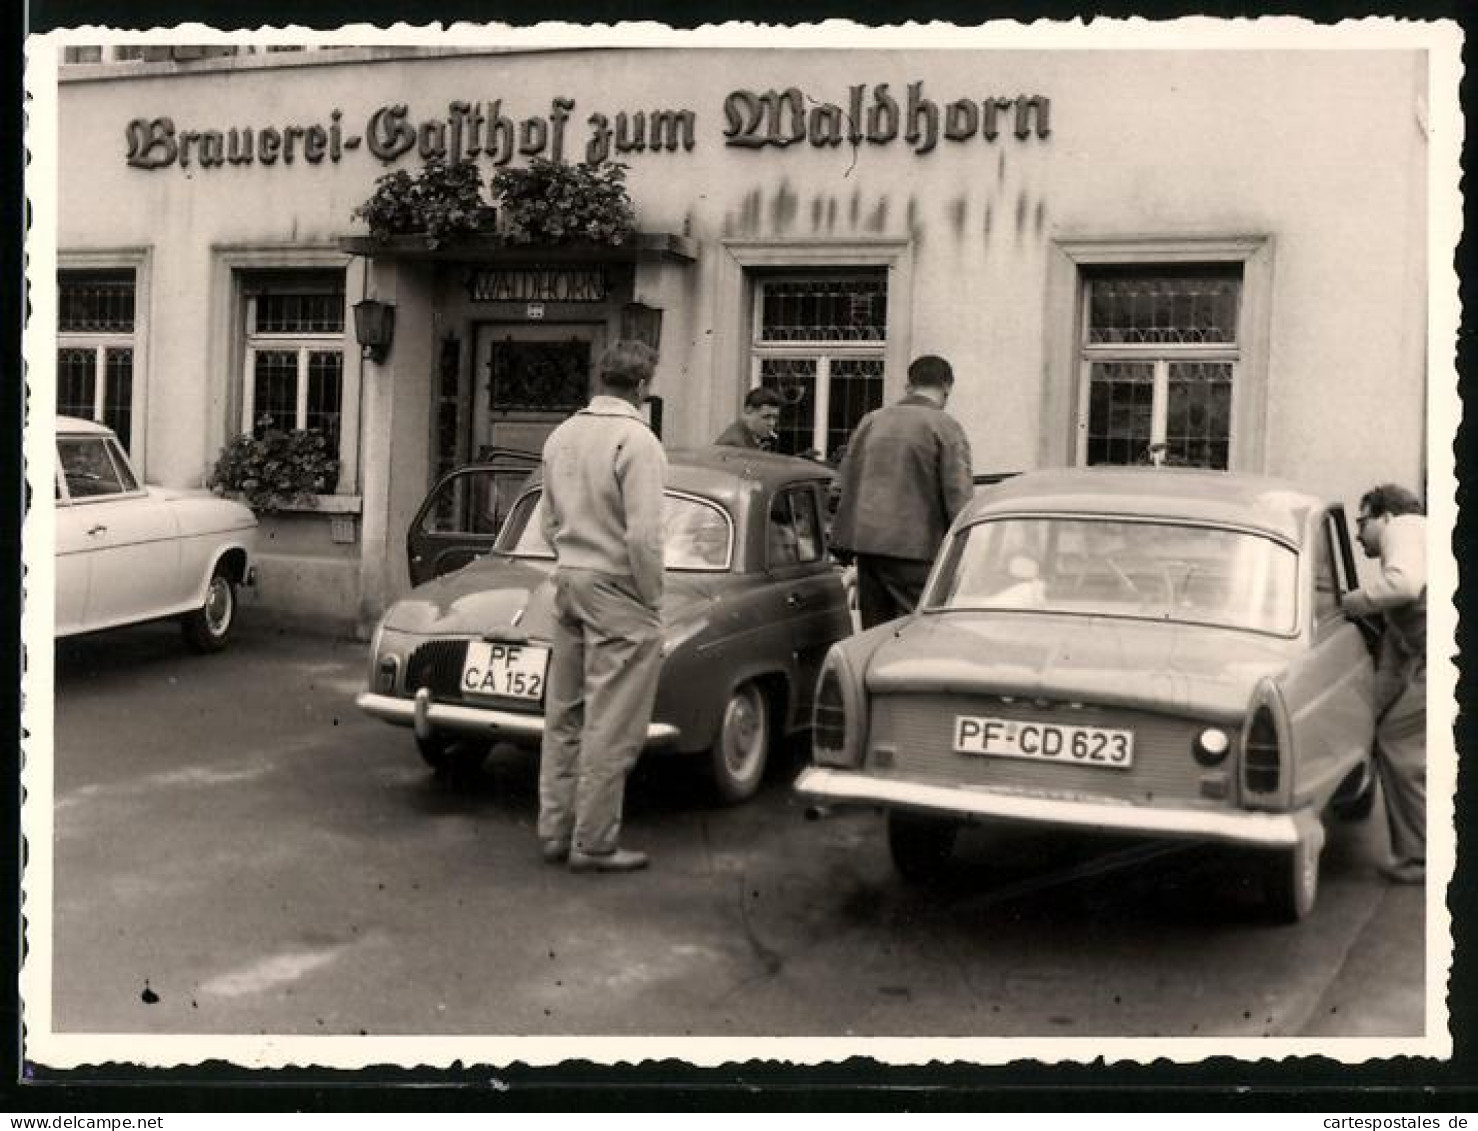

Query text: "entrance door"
[473, 324, 606, 459]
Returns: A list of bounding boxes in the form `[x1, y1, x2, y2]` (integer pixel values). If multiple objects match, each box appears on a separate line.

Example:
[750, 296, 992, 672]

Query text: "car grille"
[404, 640, 469, 699]
[869, 692, 1210, 804]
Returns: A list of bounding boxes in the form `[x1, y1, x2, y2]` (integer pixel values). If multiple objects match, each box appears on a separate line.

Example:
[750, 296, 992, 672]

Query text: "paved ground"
[40, 619, 1432, 1050]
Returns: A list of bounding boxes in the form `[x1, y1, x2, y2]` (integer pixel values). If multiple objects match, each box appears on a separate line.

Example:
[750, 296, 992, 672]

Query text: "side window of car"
[105, 438, 139, 492]
[1313, 519, 1340, 622]
[421, 470, 523, 537]
[58, 438, 126, 499]
[768, 486, 823, 568]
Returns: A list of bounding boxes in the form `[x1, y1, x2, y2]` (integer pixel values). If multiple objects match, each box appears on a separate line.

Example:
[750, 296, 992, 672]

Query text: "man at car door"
[537, 339, 666, 874]
[1343, 483, 1427, 885]
[829, 355, 974, 628]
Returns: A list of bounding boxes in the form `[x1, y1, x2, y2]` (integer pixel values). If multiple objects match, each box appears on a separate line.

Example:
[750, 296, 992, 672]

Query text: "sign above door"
[467, 268, 608, 303]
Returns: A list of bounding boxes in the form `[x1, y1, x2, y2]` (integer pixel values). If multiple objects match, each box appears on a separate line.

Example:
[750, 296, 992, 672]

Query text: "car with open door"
[359, 446, 853, 803]
[795, 467, 1378, 922]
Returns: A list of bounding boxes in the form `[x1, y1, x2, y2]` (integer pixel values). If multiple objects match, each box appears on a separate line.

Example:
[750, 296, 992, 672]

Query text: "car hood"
[381, 554, 730, 637]
[144, 486, 257, 531]
[864, 612, 1298, 720]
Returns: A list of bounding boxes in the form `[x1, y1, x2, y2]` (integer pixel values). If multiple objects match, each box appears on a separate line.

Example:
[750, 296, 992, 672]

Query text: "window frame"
[715, 239, 913, 456]
[746, 273, 890, 462]
[56, 254, 150, 468]
[214, 249, 362, 499]
[1042, 236, 1274, 473]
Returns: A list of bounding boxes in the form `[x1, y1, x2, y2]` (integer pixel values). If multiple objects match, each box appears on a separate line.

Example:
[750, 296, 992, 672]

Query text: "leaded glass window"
[750, 273, 887, 462]
[1078, 265, 1241, 470]
[56, 269, 138, 452]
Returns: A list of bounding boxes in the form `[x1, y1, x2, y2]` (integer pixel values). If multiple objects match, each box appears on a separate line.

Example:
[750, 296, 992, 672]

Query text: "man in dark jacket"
[830, 355, 974, 628]
[714, 386, 782, 450]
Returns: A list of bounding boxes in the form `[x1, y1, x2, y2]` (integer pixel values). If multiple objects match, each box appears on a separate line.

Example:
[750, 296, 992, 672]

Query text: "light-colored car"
[357, 447, 852, 802]
[795, 467, 1379, 922]
[55, 416, 257, 651]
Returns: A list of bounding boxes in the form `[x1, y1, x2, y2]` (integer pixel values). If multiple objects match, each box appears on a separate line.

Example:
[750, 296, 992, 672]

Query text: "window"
[768, 486, 824, 567]
[57, 269, 138, 452]
[750, 274, 887, 463]
[58, 435, 138, 499]
[1077, 265, 1242, 470]
[498, 489, 734, 571]
[239, 270, 346, 490]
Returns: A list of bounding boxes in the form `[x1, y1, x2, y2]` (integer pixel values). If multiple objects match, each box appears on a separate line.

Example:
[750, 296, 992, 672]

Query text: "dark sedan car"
[795, 467, 1379, 922]
[358, 447, 853, 802]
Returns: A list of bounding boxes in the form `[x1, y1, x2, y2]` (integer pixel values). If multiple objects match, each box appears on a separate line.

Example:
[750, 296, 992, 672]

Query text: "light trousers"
[538, 568, 663, 855]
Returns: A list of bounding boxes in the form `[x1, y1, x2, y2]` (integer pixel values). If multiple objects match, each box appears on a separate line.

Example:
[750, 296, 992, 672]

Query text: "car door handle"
[86, 524, 107, 536]
[786, 591, 812, 609]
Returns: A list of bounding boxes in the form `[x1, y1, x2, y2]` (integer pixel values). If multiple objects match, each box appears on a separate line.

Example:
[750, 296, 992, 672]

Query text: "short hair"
[907, 355, 954, 389]
[1359, 483, 1424, 518]
[598, 339, 658, 390]
[743, 387, 783, 411]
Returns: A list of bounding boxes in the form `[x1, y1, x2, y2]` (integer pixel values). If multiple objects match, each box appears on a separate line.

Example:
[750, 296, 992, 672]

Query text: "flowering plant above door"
[491, 159, 636, 246]
[352, 159, 494, 249]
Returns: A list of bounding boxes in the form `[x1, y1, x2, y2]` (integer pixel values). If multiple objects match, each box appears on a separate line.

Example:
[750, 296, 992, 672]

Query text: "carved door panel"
[473, 324, 605, 458]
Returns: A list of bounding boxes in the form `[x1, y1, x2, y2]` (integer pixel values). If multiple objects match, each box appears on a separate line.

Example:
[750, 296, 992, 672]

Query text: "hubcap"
[204, 578, 232, 635]
[722, 689, 763, 777]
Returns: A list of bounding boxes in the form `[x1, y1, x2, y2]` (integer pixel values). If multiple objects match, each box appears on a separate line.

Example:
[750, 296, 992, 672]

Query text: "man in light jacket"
[538, 340, 666, 874]
[830, 354, 974, 628]
[1343, 483, 1427, 884]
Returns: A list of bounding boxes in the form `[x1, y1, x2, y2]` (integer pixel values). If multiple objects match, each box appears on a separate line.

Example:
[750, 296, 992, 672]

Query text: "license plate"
[461, 641, 549, 702]
[953, 715, 1134, 769]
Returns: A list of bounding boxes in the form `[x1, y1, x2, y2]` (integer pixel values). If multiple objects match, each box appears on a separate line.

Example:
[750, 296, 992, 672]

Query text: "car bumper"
[793, 767, 1310, 849]
[356, 689, 682, 748]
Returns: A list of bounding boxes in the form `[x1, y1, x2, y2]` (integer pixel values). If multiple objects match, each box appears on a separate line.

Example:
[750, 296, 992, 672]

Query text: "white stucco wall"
[52, 45, 1432, 625]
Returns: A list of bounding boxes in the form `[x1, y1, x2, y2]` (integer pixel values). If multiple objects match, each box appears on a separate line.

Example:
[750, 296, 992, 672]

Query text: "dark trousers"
[855, 553, 933, 629]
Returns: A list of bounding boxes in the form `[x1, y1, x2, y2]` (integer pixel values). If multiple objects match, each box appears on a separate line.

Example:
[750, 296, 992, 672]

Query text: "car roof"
[967, 467, 1327, 545]
[56, 415, 115, 437]
[512, 445, 834, 506]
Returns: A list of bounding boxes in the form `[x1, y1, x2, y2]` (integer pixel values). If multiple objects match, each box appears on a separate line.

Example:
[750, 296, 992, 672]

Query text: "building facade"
[50, 43, 1432, 635]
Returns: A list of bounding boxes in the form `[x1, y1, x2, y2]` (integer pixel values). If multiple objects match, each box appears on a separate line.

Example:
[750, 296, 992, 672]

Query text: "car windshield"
[927, 516, 1300, 634]
[496, 489, 733, 571]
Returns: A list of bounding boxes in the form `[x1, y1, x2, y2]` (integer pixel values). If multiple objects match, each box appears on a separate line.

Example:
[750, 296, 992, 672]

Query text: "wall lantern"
[621, 302, 663, 352]
[353, 298, 397, 364]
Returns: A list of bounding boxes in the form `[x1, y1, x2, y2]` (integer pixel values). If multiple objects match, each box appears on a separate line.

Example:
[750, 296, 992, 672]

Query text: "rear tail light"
[813, 669, 846, 749]
[811, 649, 866, 768]
[1243, 704, 1281, 794]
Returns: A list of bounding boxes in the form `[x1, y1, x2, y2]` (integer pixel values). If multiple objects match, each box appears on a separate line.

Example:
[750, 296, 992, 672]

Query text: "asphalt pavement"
[40, 618, 1434, 1050]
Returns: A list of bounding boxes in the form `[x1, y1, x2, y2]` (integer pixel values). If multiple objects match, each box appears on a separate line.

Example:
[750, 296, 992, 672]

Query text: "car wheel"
[887, 810, 958, 883]
[708, 681, 770, 804]
[415, 733, 490, 777]
[1262, 834, 1321, 924]
[1330, 761, 1377, 822]
[180, 568, 236, 653]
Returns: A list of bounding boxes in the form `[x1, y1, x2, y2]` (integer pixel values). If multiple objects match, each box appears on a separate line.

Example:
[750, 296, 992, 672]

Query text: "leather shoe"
[541, 839, 571, 865]
[1378, 860, 1425, 885]
[568, 847, 649, 873]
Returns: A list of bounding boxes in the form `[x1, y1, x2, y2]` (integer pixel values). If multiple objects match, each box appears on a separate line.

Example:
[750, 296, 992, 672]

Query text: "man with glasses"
[1343, 483, 1427, 884]
[715, 386, 782, 451]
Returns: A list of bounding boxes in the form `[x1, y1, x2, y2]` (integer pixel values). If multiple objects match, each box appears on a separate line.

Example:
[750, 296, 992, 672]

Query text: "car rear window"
[497, 488, 733, 571]
[927, 516, 1299, 634]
